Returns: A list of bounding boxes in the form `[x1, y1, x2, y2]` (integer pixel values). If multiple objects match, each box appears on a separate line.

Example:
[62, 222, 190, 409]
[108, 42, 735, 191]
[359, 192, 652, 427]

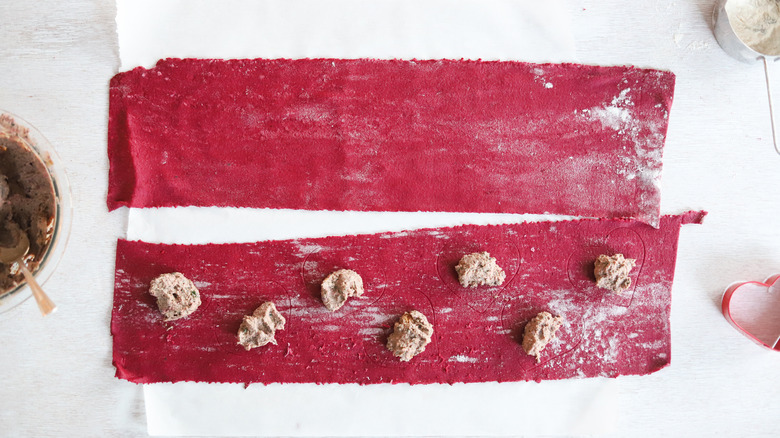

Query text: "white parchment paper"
[143, 380, 617, 436]
[117, 0, 575, 71]
[117, 1, 620, 435]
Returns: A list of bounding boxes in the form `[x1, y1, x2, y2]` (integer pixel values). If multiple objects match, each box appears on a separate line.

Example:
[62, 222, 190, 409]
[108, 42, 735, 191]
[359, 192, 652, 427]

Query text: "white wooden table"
[1, 0, 778, 436]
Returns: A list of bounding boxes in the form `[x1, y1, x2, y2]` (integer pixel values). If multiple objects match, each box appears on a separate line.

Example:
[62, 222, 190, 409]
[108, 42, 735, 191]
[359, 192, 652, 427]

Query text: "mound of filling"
[386, 310, 434, 362]
[237, 301, 286, 350]
[522, 311, 564, 362]
[148, 272, 201, 321]
[594, 253, 636, 293]
[321, 268, 364, 311]
[455, 251, 506, 288]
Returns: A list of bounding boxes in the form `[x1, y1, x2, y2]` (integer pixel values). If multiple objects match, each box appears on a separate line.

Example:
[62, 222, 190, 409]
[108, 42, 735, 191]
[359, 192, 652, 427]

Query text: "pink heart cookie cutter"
[722, 274, 780, 351]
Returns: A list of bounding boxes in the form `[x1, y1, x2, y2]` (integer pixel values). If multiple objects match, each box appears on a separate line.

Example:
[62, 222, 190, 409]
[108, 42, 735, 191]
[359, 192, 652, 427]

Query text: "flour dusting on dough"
[449, 355, 479, 363]
[580, 80, 668, 225]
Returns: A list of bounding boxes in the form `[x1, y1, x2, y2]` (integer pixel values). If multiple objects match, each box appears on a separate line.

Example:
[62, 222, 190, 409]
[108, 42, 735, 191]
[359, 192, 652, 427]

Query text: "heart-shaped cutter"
[722, 274, 780, 351]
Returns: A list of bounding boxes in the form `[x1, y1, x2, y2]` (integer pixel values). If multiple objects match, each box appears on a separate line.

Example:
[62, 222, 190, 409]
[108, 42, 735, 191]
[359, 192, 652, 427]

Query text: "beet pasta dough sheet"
[108, 58, 675, 226]
[113, 213, 703, 385]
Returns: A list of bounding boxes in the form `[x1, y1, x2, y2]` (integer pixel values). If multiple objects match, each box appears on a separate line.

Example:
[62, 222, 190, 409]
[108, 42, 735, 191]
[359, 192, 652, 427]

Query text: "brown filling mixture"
[238, 301, 286, 350]
[148, 272, 202, 321]
[386, 310, 434, 361]
[522, 311, 564, 362]
[0, 118, 56, 295]
[455, 251, 506, 288]
[594, 253, 636, 294]
[321, 268, 364, 311]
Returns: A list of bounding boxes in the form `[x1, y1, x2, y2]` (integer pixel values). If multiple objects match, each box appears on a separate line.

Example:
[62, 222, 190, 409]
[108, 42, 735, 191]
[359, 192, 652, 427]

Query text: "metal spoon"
[0, 223, 56, 316]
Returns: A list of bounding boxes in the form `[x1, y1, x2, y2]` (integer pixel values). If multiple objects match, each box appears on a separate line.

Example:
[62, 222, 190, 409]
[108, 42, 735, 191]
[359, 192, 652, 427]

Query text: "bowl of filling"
[0, 110, 72, 314]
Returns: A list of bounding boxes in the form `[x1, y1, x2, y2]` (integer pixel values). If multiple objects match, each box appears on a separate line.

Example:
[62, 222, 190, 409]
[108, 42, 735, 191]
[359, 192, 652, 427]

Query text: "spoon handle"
[18, 261, 57, 316]
[764, 57, 778, 156]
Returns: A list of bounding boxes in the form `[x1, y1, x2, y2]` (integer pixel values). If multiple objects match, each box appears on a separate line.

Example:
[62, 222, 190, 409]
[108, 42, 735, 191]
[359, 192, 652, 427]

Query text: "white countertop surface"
[1, 0, 779, 436]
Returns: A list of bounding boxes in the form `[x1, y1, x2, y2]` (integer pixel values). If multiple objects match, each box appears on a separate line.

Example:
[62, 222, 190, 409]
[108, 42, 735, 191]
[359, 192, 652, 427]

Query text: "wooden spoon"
[0, 223, 56, 316]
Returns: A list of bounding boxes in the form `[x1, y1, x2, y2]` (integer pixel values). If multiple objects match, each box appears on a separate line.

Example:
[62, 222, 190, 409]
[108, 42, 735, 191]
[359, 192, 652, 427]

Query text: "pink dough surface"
[107, 58, 675, 226]
[111, 212, 704, 384]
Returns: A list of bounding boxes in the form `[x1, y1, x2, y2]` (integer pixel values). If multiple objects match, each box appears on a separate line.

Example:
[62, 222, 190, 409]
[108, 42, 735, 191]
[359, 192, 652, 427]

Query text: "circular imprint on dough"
[500, 295, 584, 369]
[434, 233, 522, 314]
[178, 279, 293, 361]
[361, 288, 439, 370]
[566, 227, 646, 308]
[299, 246, 390, 319]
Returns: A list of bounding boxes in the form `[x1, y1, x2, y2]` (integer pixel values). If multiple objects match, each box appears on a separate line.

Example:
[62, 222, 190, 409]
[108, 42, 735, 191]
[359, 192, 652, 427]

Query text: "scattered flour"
[293, 242, 323, 257]
[580, 82, 666, 220]
[449, 355, 479, 363]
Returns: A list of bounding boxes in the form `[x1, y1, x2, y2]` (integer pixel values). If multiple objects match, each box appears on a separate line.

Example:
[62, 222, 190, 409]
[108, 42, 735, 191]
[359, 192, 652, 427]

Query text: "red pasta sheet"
[112, 212, 704, 385]
[108, 58, 675, 226]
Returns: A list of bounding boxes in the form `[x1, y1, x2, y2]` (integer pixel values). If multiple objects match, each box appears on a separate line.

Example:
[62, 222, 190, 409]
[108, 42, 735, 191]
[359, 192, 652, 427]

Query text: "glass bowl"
[0, 110, 73, 314]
